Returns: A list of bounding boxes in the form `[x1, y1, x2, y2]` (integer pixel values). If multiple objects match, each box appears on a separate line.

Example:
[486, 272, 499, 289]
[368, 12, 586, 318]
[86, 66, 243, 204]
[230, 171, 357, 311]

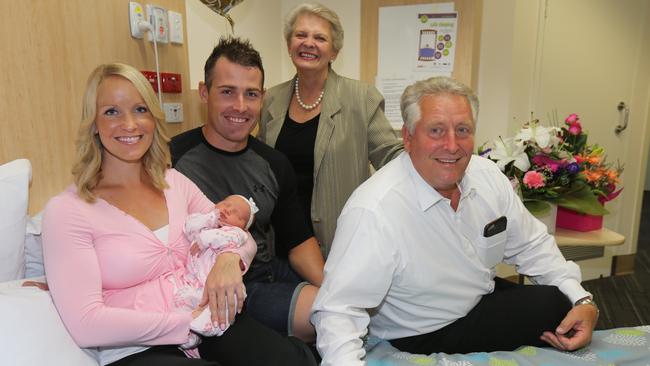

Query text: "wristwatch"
[575, 296, 600, 317]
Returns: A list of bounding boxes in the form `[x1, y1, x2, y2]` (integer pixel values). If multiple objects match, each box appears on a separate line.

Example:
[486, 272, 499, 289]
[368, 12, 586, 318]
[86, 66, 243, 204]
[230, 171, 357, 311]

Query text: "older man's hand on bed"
[540, 303, 598, 351]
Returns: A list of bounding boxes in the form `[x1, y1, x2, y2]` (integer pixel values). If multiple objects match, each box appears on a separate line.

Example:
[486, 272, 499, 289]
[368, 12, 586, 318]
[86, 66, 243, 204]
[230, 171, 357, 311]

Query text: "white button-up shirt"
[311, 152, 590, 366]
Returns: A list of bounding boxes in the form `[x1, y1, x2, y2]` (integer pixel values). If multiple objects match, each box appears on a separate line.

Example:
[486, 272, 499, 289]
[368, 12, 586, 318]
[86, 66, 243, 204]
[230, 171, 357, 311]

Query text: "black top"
[274, 113, 320, 228]
[169, 127, 313, 269]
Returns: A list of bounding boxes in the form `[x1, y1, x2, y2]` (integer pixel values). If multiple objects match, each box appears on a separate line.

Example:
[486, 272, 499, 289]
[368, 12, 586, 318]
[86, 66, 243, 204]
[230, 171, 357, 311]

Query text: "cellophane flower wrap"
[478, 113, 623, 216]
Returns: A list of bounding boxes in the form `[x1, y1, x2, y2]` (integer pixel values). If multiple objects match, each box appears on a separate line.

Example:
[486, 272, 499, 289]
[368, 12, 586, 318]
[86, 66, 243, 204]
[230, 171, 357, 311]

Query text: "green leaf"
[556, 183, 608, 215]
[523, 200, 552, 216]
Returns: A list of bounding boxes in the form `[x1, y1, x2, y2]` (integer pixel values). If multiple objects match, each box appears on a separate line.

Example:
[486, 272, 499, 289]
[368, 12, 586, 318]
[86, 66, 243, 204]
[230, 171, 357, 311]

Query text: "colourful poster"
[415, 13, 457, 73]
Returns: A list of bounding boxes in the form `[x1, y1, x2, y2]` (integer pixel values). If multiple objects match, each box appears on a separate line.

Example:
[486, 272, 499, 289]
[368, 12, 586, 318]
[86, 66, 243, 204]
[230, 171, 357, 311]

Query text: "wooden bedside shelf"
[554, 228, 625, 247]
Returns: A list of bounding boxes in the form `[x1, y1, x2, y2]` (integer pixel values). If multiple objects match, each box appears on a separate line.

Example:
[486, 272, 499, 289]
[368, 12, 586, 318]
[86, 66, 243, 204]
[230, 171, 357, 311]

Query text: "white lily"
[489, 137, 530, 172]
[515, 122, 559, 149]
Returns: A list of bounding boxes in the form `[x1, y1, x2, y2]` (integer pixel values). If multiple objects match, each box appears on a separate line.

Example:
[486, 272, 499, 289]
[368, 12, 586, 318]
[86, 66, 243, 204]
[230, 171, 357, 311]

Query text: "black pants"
[389, 278, 572, 354]
[109, 313, 317, 366]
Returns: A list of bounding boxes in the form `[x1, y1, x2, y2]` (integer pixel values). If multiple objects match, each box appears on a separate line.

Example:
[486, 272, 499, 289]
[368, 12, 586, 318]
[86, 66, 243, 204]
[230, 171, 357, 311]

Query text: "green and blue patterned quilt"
[365, 326, 650, 366]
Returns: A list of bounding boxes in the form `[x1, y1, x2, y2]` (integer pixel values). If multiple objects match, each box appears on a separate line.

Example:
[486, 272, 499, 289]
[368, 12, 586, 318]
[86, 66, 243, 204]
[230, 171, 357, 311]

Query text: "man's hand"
[540, 304, 598, 351]
[199, 252, 245, 330]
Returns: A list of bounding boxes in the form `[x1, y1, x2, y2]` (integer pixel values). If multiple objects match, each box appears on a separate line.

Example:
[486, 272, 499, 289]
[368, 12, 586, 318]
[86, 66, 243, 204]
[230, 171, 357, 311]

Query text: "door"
[534, 0, 650, 258]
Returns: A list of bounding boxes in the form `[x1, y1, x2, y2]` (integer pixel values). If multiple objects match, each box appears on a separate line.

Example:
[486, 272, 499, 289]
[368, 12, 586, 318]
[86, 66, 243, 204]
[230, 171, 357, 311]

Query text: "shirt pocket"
[474, 230, 507, 268]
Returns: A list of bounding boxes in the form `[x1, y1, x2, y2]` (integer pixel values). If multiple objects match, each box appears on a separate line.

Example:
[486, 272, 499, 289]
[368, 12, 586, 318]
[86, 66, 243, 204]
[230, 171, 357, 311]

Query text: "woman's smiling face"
[287, 14, 338, 73]
[95, 76, 155, 164]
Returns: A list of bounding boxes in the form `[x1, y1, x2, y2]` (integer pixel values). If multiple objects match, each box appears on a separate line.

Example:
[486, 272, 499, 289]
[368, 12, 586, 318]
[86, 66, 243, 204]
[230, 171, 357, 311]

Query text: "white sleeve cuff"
[558, 279, 591, 304]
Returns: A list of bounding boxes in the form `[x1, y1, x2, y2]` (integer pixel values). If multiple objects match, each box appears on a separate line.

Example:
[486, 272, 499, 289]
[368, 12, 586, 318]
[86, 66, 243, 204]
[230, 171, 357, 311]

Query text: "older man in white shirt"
[311, 76, 599, 366]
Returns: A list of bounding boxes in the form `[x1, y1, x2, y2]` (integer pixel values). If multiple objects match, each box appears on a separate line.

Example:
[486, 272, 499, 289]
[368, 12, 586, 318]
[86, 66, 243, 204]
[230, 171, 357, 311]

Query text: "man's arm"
[288, 236, 324, 286]
[312, 207, 395, 365]
[488, 161, 596, 349]
[474, 157, 589, 300]
[201, 252, 245, 330]
[200, 231, 257, 329]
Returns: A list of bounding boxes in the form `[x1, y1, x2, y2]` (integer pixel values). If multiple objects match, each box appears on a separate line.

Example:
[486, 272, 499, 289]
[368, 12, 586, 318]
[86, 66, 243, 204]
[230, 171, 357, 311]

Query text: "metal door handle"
[614, 101, 629, 135]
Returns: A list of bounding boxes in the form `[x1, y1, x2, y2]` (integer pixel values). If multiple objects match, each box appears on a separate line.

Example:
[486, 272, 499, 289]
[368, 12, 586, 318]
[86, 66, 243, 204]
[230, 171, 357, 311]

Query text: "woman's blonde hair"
[72, 62, 170, 203]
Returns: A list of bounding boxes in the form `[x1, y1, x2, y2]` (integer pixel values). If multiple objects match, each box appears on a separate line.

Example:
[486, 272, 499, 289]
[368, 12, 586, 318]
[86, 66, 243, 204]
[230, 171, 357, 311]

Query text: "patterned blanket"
[366, 326, 650, 366]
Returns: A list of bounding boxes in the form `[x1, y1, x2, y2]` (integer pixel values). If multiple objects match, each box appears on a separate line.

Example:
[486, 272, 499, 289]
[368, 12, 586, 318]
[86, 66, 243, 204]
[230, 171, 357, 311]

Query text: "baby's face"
[215, 196, 250, 229]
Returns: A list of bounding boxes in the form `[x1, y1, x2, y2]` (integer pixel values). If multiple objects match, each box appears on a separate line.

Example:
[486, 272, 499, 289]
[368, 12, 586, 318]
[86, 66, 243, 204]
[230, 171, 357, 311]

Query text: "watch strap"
[574, 296, 599, 317]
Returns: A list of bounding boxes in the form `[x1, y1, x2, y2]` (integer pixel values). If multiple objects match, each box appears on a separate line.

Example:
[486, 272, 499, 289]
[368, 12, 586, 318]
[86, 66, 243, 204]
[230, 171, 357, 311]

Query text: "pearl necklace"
[294, 76, 324, 111]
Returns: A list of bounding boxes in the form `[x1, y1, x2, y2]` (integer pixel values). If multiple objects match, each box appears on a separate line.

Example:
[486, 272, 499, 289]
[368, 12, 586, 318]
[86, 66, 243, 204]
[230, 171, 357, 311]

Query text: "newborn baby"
[177, 194, 259, 350]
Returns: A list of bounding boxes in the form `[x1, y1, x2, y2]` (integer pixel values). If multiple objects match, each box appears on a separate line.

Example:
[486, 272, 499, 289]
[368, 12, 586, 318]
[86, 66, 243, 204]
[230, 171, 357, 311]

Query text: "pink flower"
[523, 171, 546, 189]
[565, 113, 582, 135]
[531, 154, 563, 172]
[565, 113, 579, 124]
[567, 122, 582, 135]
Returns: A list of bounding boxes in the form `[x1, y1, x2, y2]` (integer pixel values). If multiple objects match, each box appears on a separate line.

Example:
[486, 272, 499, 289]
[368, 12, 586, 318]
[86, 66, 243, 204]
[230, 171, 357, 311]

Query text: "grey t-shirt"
[170, 127, 313, 274]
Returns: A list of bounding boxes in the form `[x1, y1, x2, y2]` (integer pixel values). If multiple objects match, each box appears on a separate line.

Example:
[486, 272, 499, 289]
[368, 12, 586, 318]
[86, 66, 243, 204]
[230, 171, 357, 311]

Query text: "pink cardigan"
[42, 169, 256, 348]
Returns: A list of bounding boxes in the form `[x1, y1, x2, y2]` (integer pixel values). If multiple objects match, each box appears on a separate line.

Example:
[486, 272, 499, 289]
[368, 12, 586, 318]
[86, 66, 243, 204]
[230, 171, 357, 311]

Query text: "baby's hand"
[191, 305, 205, 319]
[190, 242, 201, 256]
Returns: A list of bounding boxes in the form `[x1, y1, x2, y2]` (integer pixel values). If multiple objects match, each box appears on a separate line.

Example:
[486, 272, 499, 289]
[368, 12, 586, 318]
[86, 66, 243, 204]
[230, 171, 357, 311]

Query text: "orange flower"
[606, 169, 620, 184]
[587, 155, 601, 165]
[583, 169, 603, 183]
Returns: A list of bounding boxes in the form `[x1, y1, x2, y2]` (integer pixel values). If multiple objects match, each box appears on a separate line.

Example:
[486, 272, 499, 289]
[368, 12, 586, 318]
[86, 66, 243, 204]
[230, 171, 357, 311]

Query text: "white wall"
[185, 0, 359, 89]
[185, 0, 283, 88]
[475, 0, 516, 148]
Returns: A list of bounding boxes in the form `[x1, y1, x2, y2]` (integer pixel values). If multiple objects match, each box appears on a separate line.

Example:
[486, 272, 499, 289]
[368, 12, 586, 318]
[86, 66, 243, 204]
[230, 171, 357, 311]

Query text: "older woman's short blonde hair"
[283, 2, 344, 53]
[72, 62, 170, 203]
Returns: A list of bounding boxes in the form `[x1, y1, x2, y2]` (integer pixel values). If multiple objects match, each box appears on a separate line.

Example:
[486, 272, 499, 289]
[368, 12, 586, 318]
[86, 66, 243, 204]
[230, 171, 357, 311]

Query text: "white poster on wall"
[375, 76, 411, 129]
[377, 2, 456, 128]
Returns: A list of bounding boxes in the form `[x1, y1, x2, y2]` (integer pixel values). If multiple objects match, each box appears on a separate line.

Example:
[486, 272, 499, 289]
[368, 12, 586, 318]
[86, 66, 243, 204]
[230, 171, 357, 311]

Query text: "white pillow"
[0, 159, 31, 282]
[0, 279, 98, 366]
[25, 211, 45, 278]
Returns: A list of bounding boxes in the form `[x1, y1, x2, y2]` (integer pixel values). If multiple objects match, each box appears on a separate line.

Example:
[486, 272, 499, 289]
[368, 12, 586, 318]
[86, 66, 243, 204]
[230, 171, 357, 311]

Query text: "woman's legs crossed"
[107, 345, 219, 366]
[198, 312, 317, 366]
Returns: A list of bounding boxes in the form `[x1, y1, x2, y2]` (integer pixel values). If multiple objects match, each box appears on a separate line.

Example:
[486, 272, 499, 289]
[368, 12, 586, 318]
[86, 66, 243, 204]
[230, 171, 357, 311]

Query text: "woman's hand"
[22, 281, 49, 291]
[200, 252, 246, 330]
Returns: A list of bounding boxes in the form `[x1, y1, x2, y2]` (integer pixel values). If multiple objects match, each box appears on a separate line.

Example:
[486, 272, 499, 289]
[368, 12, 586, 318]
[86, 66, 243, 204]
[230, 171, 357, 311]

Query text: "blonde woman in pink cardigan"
[42, 63, 317, 366]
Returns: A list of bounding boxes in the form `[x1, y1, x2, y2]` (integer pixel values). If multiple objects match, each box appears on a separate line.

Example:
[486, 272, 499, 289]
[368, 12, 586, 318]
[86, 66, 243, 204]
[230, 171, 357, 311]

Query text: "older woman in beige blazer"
[260, 3, 402, 257]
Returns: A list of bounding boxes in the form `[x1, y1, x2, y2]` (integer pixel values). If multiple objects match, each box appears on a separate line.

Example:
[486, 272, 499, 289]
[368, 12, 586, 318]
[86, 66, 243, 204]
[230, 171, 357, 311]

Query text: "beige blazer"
[260, 70, 403, 256]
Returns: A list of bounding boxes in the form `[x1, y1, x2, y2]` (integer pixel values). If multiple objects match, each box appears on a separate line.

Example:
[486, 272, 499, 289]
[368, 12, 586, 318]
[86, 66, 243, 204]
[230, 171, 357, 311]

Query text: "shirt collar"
[402, 153, 476, 211]
[459, 156, 479, 200]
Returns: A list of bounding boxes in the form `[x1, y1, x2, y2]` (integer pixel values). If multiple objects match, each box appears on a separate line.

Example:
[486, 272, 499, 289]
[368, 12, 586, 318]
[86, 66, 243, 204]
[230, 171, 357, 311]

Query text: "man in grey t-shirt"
[171, 37, 323, 343]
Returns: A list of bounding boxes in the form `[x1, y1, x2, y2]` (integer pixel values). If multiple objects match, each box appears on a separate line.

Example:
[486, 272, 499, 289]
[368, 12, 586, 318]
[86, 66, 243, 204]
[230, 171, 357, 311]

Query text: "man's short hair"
[400, 76, 479, 134]
[203, 36, 265, 90]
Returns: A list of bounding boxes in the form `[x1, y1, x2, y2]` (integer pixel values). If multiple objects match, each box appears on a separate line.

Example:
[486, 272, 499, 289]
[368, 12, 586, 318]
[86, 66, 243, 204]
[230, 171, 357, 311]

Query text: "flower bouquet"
[478, 113, 623, 219]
